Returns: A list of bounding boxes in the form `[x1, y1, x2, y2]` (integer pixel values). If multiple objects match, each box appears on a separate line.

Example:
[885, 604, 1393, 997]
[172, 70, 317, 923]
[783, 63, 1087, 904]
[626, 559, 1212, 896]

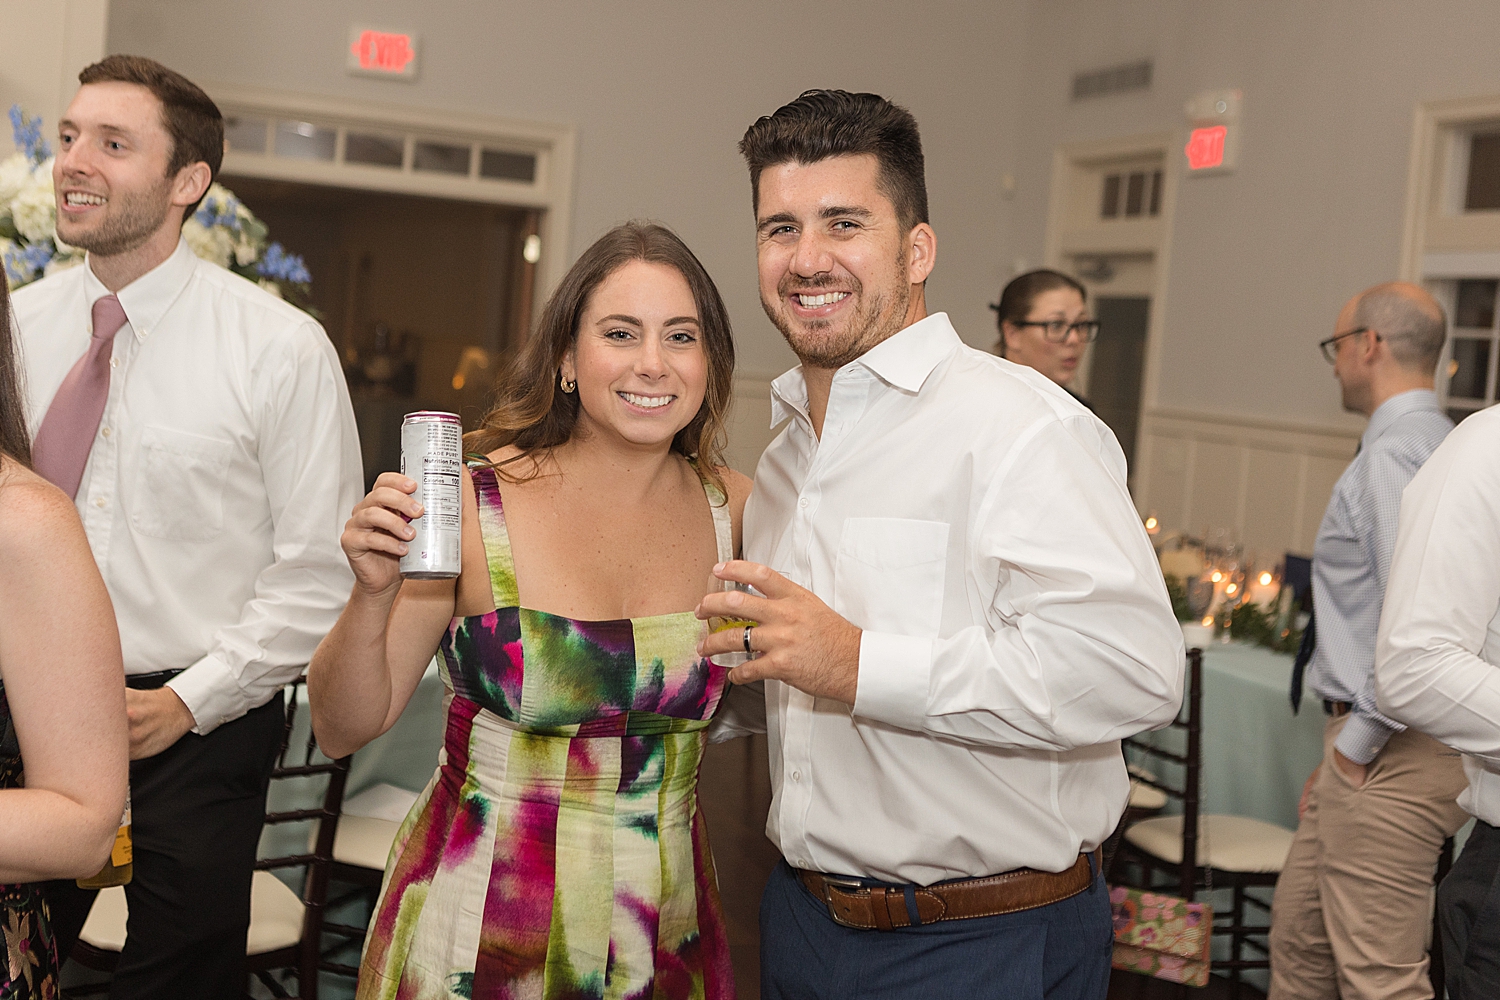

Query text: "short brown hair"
[739, 90, 928, 232]
[467, 222, 736, 492]
[78, 55, 223, 220]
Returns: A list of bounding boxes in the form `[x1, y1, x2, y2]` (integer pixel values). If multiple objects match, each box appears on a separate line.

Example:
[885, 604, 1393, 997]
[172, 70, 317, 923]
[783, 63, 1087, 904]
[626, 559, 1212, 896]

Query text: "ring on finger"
[743, 624, 755, 656]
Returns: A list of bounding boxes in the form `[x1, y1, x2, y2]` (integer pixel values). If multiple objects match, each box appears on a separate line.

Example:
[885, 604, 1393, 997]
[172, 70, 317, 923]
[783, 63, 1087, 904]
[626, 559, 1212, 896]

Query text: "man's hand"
[1332, 747, 1368, 789]
[1299, 767, 1317, 821]
[126, 687, 196, 760]
[696, 560, 863, 705]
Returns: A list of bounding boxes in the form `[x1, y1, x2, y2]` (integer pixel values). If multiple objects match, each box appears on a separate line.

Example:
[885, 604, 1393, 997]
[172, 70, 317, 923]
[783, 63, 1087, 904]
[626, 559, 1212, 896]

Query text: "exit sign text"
[347, 28, 419, 80]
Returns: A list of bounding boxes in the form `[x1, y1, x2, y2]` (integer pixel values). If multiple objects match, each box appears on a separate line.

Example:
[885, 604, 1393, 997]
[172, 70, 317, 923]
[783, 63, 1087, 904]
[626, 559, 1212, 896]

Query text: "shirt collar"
[767, 312, 962, 427]
[1362, 388, 1442, 450]
[83, 238, 197, 341]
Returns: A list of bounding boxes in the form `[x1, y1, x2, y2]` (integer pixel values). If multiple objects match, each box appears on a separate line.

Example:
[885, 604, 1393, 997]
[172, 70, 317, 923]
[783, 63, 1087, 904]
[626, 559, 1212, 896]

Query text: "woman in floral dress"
[311, 222, 751, 999]
[0, 260, 129, 998]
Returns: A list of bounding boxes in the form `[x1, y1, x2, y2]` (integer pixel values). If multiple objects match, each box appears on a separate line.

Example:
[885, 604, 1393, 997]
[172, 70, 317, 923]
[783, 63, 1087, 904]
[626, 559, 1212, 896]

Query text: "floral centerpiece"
[1, 105, 312, 310]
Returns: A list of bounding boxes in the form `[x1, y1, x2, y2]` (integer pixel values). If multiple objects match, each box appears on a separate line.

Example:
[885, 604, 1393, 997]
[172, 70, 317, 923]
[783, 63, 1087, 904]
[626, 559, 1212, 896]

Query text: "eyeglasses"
[988, 306, 1101, 344]
[1318, 326, 1380, 364]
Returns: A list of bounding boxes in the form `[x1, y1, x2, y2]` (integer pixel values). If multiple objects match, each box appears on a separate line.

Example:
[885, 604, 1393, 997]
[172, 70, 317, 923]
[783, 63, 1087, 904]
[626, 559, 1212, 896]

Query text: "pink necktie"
[33, 294, 129, 499]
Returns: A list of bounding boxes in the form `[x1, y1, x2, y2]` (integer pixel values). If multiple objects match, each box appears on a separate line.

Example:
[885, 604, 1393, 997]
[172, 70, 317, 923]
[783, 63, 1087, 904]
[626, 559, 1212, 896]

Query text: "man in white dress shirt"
[1376, 403, 1500, 1000]
[11, 56, 360, 998]
[699, 90, 1183, 999]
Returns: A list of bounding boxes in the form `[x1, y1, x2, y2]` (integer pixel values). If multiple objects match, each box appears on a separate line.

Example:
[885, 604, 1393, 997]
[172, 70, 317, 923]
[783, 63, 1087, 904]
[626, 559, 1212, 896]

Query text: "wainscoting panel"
[1134, 408, 1360, 560]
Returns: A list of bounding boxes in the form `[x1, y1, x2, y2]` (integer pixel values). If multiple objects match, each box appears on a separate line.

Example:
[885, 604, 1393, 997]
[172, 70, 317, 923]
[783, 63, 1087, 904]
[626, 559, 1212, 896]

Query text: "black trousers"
[1439, 818, 1500, 1000]
[45, 691, 285, 1000]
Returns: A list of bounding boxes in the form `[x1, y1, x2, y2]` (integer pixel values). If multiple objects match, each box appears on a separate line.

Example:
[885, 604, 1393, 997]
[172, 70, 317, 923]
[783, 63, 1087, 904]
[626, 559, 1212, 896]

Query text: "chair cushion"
[1124, 813, 1295, 874]
[247, 870, 305, 956]
[78, 885, 128, 952]
[79, 871, 305, 956]
[318, 814, 401, 871]
[1128, 780, 1169, 812]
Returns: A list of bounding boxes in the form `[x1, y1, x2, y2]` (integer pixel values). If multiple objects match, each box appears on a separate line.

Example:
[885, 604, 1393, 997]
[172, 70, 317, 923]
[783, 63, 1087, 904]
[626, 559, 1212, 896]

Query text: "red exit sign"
[1185, 125, 1227, 171]
[347, 27, 419, 80]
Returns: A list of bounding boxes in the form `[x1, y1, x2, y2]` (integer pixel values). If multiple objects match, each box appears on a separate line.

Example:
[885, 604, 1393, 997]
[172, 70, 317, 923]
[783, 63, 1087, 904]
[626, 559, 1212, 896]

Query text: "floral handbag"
[1109, 885, 1212, 987]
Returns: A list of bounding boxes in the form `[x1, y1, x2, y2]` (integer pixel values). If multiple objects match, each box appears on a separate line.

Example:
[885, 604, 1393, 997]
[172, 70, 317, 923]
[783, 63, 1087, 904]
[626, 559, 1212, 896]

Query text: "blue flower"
[256, 242, 311, 285]
[8, 104, 51, 166]
[3, 242, 54, 286]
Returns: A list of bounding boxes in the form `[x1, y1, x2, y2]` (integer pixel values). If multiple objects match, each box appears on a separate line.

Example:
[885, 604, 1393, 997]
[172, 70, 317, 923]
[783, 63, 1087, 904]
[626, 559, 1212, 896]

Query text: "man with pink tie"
[11, 55, 360, 998]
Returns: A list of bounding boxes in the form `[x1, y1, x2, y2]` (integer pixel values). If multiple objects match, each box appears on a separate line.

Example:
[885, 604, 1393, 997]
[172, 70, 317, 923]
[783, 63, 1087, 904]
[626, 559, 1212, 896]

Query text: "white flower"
[182, 217, 234, 268]
[10, 174, 56, 243]
[233, 234, 259, 267]
[257, 278, 283, 299]
[0, 154, 31, 208]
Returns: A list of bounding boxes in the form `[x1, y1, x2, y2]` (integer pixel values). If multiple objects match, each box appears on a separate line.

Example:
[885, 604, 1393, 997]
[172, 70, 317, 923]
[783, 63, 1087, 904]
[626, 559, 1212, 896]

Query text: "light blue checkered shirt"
[1309, 389, 1452, 764]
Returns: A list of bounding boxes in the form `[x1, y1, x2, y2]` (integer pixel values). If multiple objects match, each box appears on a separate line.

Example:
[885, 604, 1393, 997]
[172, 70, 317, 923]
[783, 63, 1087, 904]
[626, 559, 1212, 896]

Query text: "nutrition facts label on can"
[419, 421, 462, 529]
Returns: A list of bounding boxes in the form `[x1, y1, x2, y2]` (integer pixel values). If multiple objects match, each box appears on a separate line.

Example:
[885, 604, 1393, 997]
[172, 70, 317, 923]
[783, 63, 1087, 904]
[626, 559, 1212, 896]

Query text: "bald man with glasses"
[1271, 282, 1467, 1000]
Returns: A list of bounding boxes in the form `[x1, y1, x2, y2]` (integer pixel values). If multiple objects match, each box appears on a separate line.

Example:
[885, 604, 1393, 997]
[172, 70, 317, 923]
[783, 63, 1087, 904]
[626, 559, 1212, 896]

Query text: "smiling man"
[700, 90, 1183, 999]
[10, 56, 360, 998]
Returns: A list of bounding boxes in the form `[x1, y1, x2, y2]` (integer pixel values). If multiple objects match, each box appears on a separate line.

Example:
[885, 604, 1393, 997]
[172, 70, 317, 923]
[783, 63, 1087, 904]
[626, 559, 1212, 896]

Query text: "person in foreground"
[310, 222, 752, 1000]
[1270, 282, 1461, 1000]
[700, 90, 1184, 999]
[991, 268, 1099, 409]
[11, 56, 362, 997]
[1375, 401, 1500, 999]
[0, 273, 128, 996]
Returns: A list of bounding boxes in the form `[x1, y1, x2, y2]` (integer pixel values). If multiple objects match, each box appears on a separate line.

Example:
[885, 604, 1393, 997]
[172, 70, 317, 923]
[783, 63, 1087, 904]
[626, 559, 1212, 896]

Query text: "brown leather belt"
[797, 851, 1098, 930]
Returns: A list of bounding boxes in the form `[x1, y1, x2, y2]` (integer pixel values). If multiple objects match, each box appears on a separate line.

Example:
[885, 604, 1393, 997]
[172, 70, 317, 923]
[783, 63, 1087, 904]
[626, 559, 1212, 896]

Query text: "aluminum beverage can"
[399, 411, 463, 579]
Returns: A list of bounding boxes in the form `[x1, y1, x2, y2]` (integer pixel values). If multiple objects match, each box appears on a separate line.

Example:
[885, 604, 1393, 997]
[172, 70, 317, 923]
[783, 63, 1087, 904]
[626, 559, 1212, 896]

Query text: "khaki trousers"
[1268, 714, 1468, 1000]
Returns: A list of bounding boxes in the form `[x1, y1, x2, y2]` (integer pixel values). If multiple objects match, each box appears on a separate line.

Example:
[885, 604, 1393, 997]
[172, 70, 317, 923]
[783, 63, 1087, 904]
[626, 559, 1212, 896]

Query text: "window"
[1439, 278, 1500, 422]
[1466, 131, 1500, 211]
[1101, 169, 1162, 219]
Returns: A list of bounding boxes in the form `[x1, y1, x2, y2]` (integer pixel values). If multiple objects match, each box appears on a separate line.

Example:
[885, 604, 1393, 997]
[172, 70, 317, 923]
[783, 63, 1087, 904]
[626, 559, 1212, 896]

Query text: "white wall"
[106, 0, 1026, 384]
[0, 0, 108, 155]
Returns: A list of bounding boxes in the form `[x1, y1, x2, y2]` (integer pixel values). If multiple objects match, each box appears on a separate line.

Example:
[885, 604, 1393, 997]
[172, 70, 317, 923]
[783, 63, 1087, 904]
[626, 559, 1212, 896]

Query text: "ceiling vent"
[1072, 60, 1153, 100]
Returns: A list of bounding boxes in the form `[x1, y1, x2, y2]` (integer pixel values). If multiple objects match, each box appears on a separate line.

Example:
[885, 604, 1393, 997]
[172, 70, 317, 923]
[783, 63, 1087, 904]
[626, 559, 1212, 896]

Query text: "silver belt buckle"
[818, 875, 868, 929]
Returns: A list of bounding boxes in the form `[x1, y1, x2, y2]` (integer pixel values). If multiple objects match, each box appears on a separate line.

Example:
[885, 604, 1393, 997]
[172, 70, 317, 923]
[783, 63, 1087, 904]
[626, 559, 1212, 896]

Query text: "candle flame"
[1226, 583, 1238, 595]
[1210, 571, 1223, 583]
[1201, 616, 1214, 627]
[1259, 571, 1273, 586]
[1145, 517, 1159, 531]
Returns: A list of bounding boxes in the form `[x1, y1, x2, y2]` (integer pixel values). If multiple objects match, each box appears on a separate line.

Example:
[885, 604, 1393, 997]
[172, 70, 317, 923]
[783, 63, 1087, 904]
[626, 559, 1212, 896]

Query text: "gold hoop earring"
[559, 373, 577, 393]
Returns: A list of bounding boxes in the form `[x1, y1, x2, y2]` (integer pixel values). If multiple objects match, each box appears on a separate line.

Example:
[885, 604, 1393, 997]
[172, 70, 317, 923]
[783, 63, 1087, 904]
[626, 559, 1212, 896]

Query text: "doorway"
[1090, 295, 1150, 470]
[222, 175, 539, 487]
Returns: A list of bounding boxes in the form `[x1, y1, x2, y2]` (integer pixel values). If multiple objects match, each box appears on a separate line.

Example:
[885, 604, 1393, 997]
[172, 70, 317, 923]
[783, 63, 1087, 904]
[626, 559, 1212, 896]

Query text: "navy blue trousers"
[760, 860, 1113, 1000]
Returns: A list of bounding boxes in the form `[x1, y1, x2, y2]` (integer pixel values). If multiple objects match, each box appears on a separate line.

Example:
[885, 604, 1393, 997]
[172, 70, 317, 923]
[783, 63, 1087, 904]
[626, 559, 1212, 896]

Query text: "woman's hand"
[342, 472, 423, 597]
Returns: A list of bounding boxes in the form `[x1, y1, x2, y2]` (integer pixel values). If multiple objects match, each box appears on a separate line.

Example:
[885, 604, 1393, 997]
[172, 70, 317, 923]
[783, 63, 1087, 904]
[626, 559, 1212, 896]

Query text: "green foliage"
[1227, 600, 1303, 654]
[1163, 574, 1195, 622]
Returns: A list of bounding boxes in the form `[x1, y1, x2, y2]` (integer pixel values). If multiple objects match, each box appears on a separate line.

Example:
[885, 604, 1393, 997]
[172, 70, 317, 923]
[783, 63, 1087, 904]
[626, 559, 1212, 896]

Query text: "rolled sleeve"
[852, 632, 934, 730]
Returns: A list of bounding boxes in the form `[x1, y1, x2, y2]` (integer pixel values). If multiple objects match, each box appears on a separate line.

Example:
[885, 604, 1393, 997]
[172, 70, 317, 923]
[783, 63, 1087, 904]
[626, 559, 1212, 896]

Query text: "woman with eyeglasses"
[990, 269, 1100, 409]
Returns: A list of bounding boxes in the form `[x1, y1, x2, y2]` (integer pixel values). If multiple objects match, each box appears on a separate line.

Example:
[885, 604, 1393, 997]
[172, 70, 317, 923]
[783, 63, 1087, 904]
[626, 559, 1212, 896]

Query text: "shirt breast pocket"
[130, 426, 234, 541]
[833, 517, 949, 637]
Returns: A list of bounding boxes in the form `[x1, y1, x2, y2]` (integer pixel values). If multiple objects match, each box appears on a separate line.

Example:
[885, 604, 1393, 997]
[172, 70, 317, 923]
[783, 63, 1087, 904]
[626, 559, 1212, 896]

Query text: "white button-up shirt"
[12, 239, 361, 734]
[1376, 403, 1500, 826]
[726, 312, 1183, 884]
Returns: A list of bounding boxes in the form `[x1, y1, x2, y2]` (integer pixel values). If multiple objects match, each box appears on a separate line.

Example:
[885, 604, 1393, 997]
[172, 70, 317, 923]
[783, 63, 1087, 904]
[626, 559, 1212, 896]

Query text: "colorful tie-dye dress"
[358, 462, 736, 1000]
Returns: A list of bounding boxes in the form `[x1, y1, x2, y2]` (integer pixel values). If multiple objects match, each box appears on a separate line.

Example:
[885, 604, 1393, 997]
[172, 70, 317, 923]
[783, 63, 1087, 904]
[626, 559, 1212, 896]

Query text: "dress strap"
[693, 463, 735, 568]
[466, 463, 520, 608]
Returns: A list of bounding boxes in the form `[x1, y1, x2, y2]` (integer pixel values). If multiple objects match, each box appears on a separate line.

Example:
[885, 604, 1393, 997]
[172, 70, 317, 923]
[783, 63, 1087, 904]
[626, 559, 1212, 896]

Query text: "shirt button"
[791, 769, 802, 781]
[798, 498, 809, 509]
[94, 497, 107, 508]
[109, 357, 118, 368]
[100, 426, 111, 438]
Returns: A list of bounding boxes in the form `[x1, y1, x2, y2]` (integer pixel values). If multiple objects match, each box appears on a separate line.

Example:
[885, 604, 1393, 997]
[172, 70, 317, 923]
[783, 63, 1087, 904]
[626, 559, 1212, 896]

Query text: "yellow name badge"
[110, 826, 132, 868]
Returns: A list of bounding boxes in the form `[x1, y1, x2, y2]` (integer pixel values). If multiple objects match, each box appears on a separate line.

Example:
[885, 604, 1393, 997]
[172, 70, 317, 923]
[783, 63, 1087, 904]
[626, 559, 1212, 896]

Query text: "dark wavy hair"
[0, 280, 31, 467]
[466, 221, 735, 491]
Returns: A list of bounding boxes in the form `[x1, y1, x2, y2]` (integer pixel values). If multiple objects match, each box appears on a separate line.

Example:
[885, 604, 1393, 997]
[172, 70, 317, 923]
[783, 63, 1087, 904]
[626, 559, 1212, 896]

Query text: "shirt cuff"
[851, 632, 934, 732]
[1335, 712, 1399, 766]
[166, 654, 251, 736]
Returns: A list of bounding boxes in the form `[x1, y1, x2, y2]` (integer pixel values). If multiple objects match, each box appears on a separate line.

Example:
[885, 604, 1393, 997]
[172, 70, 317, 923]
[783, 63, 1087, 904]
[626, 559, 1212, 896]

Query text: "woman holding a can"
[310, 221, 752, 1000]
[0, 271, 129, 997]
